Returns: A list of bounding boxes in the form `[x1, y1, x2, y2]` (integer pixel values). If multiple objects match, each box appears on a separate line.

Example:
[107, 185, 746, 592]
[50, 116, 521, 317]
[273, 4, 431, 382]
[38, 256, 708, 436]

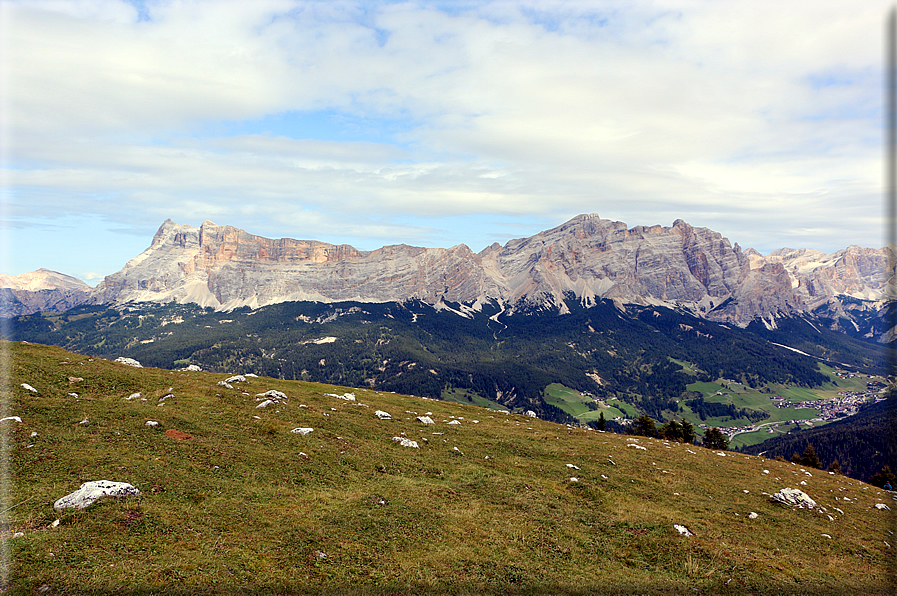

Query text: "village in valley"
[695, 370, 888, 442]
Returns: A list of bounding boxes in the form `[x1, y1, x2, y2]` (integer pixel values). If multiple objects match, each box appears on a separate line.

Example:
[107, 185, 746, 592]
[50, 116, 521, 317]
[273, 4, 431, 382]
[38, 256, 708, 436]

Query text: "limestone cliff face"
[88, 215, 893, 328]
[483, 215, 750, 316]
[92, 220, 499, 309]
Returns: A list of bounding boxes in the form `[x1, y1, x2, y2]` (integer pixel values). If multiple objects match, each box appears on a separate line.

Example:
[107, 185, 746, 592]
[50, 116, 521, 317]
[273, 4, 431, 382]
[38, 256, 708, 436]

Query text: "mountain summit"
[84, 215, 892, 331]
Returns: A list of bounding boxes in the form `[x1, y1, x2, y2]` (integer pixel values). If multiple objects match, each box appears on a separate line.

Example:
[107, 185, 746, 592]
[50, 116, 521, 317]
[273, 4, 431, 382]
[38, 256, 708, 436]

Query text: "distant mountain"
[82, 215, 894, 339]
[0, 268, 91, 317]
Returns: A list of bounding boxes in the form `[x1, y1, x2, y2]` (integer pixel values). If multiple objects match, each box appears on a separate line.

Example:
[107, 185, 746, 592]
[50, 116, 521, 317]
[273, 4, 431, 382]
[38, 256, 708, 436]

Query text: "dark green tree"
[702, 427, 729, 450]
[791, 444, 821, 469]
[660, 420, 682, 442]
[597, 411, 607, 431]
[869, 465, 897, 489]
[827, 460, 841, 475]
[631, 414, 658, 438]
[680, 419, 696, 445]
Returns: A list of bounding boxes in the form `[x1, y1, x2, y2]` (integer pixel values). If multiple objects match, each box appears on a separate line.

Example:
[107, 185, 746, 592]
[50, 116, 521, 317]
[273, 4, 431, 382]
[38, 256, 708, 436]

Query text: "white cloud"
[1, 0, 890, 277]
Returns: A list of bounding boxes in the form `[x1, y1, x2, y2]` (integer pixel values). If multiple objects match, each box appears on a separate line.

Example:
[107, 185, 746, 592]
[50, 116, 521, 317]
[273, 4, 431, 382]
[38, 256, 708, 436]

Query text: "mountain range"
[5, 215, 892, 339]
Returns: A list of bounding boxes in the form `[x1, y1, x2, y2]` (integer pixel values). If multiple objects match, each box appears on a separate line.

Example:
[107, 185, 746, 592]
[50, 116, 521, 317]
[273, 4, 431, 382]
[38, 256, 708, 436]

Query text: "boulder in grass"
[21, 383, 38, 393]
[291, 428, 314, 435]
[225, 375, 246, 384]
[374, 410, 392, 420]
[392, 436, 419, 448]
[674, 524, 694, 537]
[416, 416, 435, 425]
[115, 357, 143, 368]
[53, 480, 141, 511]
[771, 487, 816, 509]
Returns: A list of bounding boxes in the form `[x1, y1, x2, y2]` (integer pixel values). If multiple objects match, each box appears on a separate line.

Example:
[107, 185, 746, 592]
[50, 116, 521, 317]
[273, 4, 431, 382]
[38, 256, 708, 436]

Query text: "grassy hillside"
[4, 341, 895, 595]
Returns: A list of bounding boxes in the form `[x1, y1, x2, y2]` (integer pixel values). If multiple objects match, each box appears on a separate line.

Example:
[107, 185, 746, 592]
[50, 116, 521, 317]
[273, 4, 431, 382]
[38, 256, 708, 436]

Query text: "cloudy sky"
[0, 0, 889, 285]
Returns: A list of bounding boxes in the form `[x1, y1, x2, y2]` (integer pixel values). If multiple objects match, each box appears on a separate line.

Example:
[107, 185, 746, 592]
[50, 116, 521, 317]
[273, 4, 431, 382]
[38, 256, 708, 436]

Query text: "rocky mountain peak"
[18, 214, 887, 332]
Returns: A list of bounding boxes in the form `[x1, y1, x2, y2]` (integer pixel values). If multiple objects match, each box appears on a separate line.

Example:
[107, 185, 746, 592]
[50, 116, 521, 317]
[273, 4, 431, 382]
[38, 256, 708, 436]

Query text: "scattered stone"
[299, 452, 309, 459]
[771, 487, 817, 509]
[874, 503, 891, 511]
[126, 392, 142, 400]
[674, 524, 694, 537]
[12, 532, 24, 539]
[144, 421, 160, 427]
[21, 383, 37, 393]
[392, 436, 419, 448]
[447, 420, 461, 425]
[748, 512, 758, 519]
[566, 464, 580, 470]
[374, 410, 392, 420]
[217, 381, 234, 389]
[115, 357, 142, 368]
[291, 428, 314, 435]
[569, 477, 579, 483]
[0, 416, 22, 424]
[799, 481, 807, 486]
[79, 418, 89, 425]
[180, 364, 202, 371]
[417, 416, 435, 425]
[69, 393, 79, 398]
[50, 519, 60, 528]
[453, 446, 463, 455]
[524, 410, 537, 418]
[225, 375, 246, 384]
[256, 400, 275, 409]
[833, 507, 844, 515]
[628, 444, 647, 451]
[763, 470, 769, 474]
[67, 377, 83, 385]
[30, 431, 37, 437]
[53, 480, 141, 511]
[257, 390, 288, 400]
[326, 392, 356, 401]
[38, 585, 50, 594]
[246, 373, 258, 377]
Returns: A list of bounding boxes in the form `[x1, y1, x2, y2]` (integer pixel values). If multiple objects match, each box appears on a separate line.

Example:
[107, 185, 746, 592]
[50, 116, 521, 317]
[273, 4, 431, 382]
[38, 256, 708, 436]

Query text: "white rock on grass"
[217, 381, 234, 389]
[0, 416, 22, 424]
[748, 512, 759, 519]
[628, 444, 647, 451]
[290, 428, 314, 435]
[525, 410, 537, 418]
[256, 400, 275, 409]
[144, 421, 160, 427]
[392, 436, 419, 448]
[21, 383, 38, 393]
[447, 420, 461, 425]
[874, 503, 891, 511]
[374, 410, 392, 420]
[126, 392, 142, 400]
[771, 487, 817, 509]
[53, 481, 141, 511]
[674, 524, 694, 537]
[566, 464, 580, 470]
[326, 392, 356, 401]
[115, 357, 142, 368]
[225, 375, 246, 384]
[257, 390, 288, 400]
[416, 416, 435, 425]
[180, 364, 202, 372]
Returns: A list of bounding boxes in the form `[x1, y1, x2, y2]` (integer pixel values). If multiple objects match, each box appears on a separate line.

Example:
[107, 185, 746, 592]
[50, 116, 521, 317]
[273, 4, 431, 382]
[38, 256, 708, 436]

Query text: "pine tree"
[869, 465, 897, 489]
[597, 412, 607, 431]
[702, 427, 729, 450]
[827, 460, 841, 475]
[680, 420, 696, 445]
[632, 414, 658, 438]
[790, 444, 821, 469]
